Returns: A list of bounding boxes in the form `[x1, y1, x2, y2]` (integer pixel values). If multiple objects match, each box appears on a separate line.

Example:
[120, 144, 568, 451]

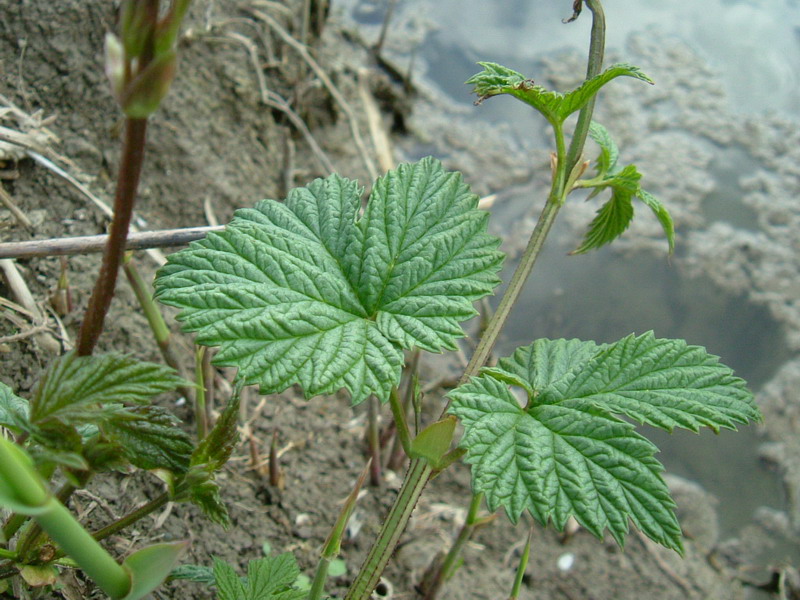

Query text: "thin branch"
[0, 226, 222, 259]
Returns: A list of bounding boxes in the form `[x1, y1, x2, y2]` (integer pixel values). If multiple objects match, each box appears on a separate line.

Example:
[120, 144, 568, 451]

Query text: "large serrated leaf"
[549, 332, 759, 432]
[155, 157, 504, 405]
[468, 62, 653, 125]
[105, 406, 193, 474]
[449, 335, 759, 552]
[29, 352, 187, 425]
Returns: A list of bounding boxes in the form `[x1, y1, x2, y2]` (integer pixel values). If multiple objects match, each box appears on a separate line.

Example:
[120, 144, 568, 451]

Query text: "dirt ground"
[0, 1, 787, 599]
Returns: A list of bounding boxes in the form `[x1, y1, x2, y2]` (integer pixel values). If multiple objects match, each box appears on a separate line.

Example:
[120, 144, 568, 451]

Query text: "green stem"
[344, 5, 608, 598]
[367, 397, 382, 485]
[122, 253, 193, 402]
[16, 480, 80, 563]
[564, 0, 606, 173]
[344, 459, 432, 600]
[0, 438, 130, 597]
[508, 526, 534, 600]
[308, 556, 331, 600]
[2, 512, 27, 543]
[309, 460, 371, 600]
[195, 346, 209, 440]
[90, 491, 170, 544]
[76, 117, 148, 356]
[387, 386, 412, 457]
[421, 493, 484, 599]
[36, 499, 130, 598]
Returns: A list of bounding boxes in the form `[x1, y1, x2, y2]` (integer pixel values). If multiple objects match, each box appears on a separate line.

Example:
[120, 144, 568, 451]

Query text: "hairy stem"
[89, 491, 170, 543]
[76, 118, 148, 356]
[344, 459, 432, 600]
[564, 0, 606, 173]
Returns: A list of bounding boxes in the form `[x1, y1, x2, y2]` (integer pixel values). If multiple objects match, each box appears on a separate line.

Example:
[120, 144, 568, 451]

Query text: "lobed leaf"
[449, 334, 759, 552]
[155, 158, 504, 405]
[468, 62, 653, 125]
[29, 352, 187, 425]
[246, 553, 304, 600]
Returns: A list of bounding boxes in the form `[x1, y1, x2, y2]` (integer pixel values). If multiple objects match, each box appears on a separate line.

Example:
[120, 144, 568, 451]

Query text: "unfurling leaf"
[468, 62, 652, 125]
[155, 157, 504, 405]
[576, 122, 675, 254]
[448, 334, 759, 552]
[572, 185, 635, 254]
[192, 393, 241, 471]
[105, 406, 193, 474]
[636, 189, 675, 254]
[588, 121, 619, 176]
[189, 480, 230, 528]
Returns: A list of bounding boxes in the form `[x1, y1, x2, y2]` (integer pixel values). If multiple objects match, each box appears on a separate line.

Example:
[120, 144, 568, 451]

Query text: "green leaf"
[212, 553, 305, 600]
[190, 480, 230, 528]
[579, 124, 675, 254]
[29, 352, 187, 425]
[572, 186, 635, 254]
[192, 393, 240, 471]
[549, 332, 760, 432]
[246, 553, 304, 599]
[122, 541, 188, 600]
[468, 62, 653, 125]
[588, 121, 619, 175]
[155, 158, 504, 405]
[0, 382, 28, 431]
[636, 189, 675, 254]
[213, 557, 246, 600]
[449, 335, 759, 552]
[170, 564, 216, 586]
[105, 406, 193, 474]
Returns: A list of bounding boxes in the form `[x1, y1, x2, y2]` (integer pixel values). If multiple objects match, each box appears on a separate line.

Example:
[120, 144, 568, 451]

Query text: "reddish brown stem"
[76, 118, 148, 356]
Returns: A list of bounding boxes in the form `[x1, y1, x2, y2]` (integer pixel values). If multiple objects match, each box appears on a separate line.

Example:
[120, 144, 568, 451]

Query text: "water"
[337, 0, 800, 551]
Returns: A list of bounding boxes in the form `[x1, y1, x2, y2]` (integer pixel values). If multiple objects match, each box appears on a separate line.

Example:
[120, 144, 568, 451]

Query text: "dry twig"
[0, 226, 223, 259]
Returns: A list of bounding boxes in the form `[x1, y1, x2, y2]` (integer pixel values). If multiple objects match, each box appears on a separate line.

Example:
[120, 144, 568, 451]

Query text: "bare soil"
[0, 2, 770, 599]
